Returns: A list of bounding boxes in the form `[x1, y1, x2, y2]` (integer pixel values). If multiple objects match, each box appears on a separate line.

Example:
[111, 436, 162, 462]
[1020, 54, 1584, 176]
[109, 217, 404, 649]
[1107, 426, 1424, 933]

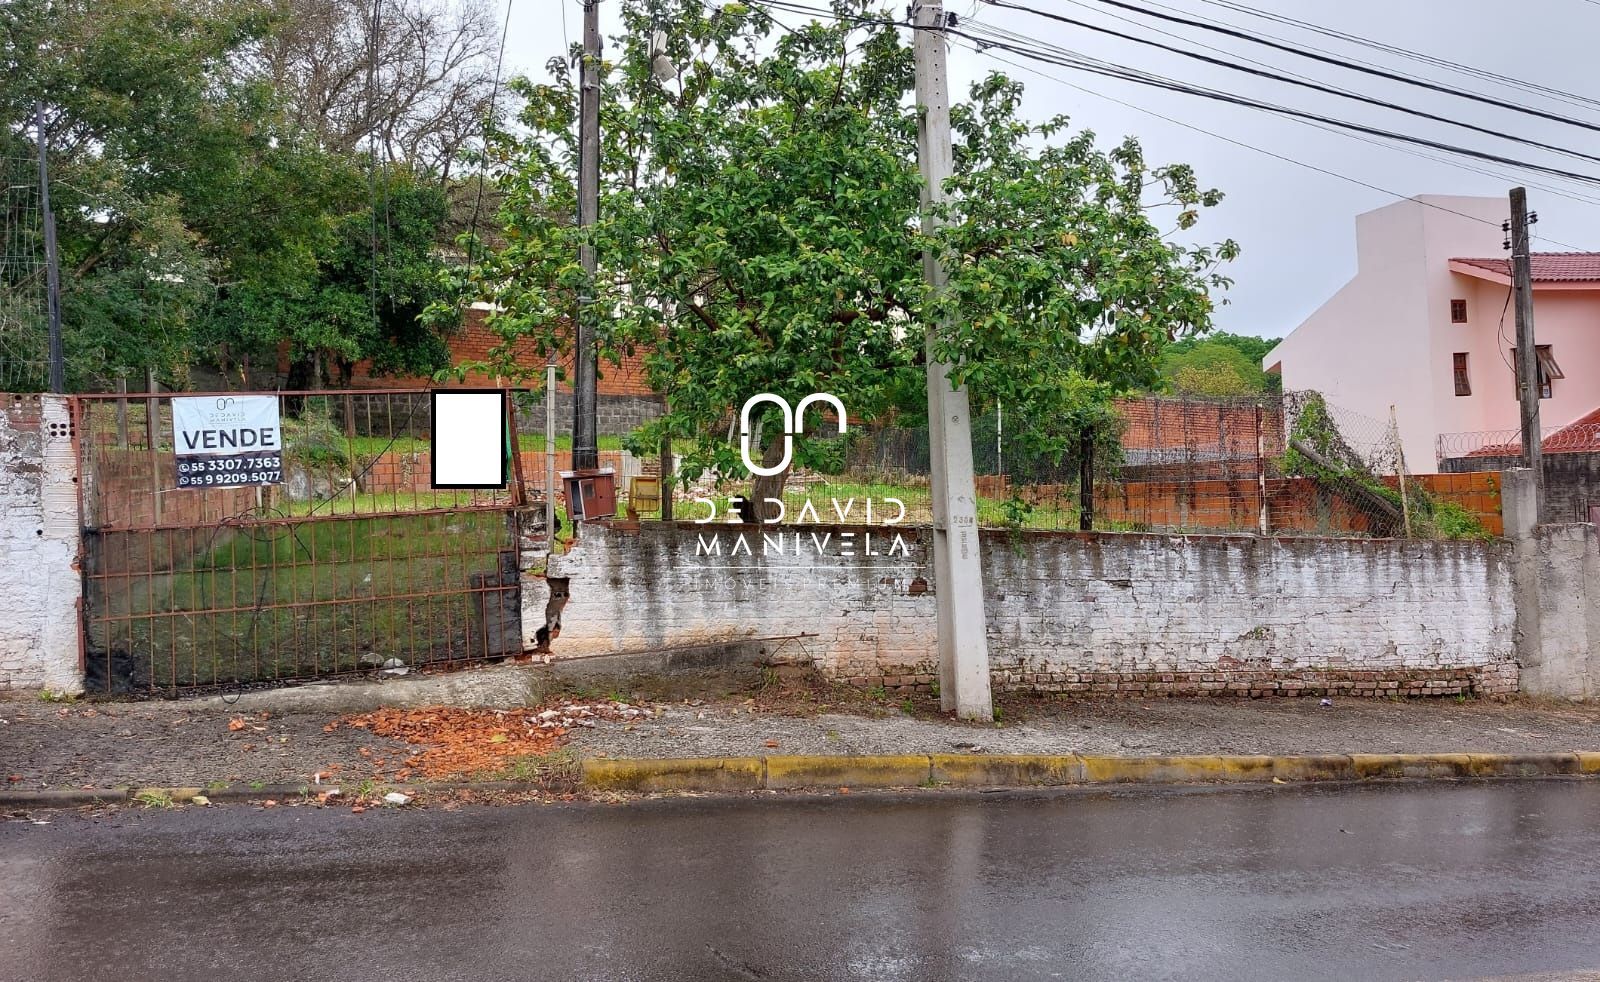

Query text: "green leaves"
[471, 0, 1237, 483]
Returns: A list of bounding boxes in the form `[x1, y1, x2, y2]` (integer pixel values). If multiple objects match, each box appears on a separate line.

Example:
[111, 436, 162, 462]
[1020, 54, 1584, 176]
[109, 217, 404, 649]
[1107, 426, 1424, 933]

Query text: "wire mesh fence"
[706, 391, 1503, 540]
[0, 155, 48, 392]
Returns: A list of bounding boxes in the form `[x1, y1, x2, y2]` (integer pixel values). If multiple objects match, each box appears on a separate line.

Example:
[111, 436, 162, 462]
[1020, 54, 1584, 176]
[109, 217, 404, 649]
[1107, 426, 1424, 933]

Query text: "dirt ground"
[5, 677, 1600, 791]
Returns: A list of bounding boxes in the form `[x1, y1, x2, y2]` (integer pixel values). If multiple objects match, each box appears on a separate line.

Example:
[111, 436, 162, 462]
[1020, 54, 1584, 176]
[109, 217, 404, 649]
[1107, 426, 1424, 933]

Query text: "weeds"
[134, 789, 174, 809]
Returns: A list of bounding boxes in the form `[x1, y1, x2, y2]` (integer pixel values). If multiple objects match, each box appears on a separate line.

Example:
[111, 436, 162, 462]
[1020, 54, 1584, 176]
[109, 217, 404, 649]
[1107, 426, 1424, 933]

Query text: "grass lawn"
[97, 511, 515, 690]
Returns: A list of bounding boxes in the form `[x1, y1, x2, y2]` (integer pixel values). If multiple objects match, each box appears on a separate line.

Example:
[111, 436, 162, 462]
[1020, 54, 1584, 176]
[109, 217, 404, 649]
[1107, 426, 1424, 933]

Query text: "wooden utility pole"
[913, 0, 992, 721]
[1509, 187, 1542, 517]
[572, 0, 601, 471]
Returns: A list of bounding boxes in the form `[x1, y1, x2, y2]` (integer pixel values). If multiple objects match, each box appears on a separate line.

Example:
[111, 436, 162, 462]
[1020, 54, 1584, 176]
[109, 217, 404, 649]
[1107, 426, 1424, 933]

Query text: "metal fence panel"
[74, 389, 546, 695]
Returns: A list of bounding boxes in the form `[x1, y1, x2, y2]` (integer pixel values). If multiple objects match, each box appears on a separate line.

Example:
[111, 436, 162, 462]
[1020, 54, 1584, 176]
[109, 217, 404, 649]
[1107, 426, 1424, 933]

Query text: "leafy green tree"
[5, 0, 478, 391]
[3, 0, 274, 387]
[203, 166, 459, 388]
[1159, 331, 1279, 397]
[469, 0, 1236, 510]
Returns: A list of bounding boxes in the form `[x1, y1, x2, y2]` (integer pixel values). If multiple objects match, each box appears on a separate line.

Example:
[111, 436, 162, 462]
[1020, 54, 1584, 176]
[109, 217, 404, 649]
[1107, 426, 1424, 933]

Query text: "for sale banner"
[172, 395, 284, 488]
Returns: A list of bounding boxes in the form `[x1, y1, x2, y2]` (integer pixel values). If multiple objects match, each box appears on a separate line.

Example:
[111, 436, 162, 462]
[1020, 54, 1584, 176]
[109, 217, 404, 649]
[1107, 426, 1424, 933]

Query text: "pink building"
[1263, 196, 1600, 466]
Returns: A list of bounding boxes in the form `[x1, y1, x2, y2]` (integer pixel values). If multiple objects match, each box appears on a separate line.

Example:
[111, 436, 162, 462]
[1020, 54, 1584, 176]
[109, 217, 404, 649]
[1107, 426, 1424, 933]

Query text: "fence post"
[660, 433, 673, 521]
[1391, 405, 1412, 537]
[545, 364, 557, 548]
[1079, 426, 1094, 532]
[996, 402, 1003, 482]
[144, 367, 162, 525]
[505, 384, 527, 508]
[115, 376, 127, 449]
[1256, 403, 1268, 535]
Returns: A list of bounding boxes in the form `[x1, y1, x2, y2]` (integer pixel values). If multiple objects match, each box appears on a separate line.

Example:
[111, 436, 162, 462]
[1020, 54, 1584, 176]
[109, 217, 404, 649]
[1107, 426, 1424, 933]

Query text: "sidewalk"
[5, 676, 1600, 793]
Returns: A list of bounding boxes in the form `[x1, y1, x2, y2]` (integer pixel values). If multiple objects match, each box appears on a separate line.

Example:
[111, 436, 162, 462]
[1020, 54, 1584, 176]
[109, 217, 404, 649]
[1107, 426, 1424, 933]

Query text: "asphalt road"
[4, 782, 1600, 981]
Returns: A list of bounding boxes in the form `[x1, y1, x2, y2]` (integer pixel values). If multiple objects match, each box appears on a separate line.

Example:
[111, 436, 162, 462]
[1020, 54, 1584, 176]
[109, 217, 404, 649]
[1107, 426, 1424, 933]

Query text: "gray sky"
[489, 0, 1600, 340]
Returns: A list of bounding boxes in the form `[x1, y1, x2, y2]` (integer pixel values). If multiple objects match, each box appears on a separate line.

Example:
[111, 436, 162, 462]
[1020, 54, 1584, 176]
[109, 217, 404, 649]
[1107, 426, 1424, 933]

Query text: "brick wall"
[1443, 453, 1599, 523]
[361, 448, 626, 495]
[1116, 396, 1285, 459]
[0, 394, 81, 693]
[1085, 472, 1503, 537]
[539, 522, 1519, 697]
[347, 309, 659, 399]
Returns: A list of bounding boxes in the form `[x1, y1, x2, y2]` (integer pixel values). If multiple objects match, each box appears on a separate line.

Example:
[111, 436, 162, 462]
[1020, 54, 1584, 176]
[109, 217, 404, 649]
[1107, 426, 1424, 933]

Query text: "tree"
[1159, 331, 1279, 397]
[3, 0, 276, 387]
[249, 0, 503, 184]
[204, 167, 458, 387]
[4, 0, 477, 390]
[471, 0, 1237, 512]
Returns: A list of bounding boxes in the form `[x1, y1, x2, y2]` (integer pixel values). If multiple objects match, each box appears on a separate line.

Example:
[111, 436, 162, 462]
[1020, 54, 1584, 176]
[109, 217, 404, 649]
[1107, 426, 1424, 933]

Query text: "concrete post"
[913, 0, 993, 721]
[1506, 467, 1598, 699]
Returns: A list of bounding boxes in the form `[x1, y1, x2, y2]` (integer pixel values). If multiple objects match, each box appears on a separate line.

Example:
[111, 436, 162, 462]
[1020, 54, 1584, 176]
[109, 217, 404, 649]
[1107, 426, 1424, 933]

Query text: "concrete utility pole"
[913, 0, 993, 722]
[1509, 187, 1542, 516]
[572, 0, 602, 471]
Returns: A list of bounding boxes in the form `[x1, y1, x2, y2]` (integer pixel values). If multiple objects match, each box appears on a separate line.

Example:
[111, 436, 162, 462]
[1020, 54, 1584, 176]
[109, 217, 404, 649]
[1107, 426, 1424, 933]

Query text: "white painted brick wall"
[536, 524, 1515, 681]
[983, 534, 1515, 676]
[0, 394, 82, 693]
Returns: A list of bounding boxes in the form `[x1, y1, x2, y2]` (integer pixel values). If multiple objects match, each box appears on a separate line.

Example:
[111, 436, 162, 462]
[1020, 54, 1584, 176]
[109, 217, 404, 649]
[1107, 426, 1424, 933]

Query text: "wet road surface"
[4, 781, 1600, 981]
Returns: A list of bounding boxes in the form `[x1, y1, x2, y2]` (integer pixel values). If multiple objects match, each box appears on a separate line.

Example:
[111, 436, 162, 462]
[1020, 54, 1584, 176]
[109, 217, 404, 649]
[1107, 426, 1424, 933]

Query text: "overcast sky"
[486, 0, 1600, 340]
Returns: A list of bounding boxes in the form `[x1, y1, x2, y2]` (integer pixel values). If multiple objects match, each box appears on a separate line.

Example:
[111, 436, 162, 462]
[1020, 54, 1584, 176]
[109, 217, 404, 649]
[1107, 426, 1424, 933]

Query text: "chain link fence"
[780, 391, 1503, 539]
[0, 155, 48, 391]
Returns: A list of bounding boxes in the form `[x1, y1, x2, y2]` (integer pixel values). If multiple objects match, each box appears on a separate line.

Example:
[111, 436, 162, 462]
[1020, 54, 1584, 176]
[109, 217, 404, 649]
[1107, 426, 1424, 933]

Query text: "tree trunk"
[749, 431, 790, 523]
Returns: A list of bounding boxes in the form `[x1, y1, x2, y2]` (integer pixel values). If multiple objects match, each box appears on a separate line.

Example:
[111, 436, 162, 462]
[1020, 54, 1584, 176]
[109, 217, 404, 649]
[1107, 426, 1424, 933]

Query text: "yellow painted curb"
[929, 754, 1084, 787]
[1080, 754, 1278, 784]
[764, 755, 931, 790]
[1350, 753, 1477, 779]
[573, 753, 1600, 793]
[1270, 755, 1355, 782]
[582, 756, 764, 792]
[1465, 753, 1581, 778]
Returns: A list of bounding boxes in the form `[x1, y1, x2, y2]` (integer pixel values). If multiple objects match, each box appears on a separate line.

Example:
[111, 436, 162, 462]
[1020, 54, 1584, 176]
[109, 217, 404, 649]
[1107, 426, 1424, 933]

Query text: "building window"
[1453, 353, 1471, 396]
[1451, 299, 1468, 323]
[1509, 345, 1562, 399]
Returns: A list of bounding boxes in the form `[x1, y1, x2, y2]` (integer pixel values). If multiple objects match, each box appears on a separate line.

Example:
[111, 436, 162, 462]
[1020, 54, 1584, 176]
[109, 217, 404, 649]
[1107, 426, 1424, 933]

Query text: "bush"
[1427, 500, 1492, 541]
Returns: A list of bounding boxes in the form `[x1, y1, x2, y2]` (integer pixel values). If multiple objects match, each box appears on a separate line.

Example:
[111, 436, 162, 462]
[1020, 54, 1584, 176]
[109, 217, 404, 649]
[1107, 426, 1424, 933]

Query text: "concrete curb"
[0, 781, 542, 809]
[580, 752, 1600, 792]
[7, 753, 1600, 808]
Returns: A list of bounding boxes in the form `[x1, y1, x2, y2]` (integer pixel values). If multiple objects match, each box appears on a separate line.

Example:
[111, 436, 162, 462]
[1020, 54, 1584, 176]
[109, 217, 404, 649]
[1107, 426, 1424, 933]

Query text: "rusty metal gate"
[74, 389, 536, 695]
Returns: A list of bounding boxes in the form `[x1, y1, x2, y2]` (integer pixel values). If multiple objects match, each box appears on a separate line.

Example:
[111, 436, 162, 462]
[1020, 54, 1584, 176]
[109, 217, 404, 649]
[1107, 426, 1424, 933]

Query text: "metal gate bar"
[74, 389, 535, 695]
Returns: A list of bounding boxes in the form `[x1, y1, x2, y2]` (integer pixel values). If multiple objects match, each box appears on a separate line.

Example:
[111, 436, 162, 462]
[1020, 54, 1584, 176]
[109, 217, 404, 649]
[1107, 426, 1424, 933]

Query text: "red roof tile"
[1465, 404, 1600, 457]
[1451, 253, 1600, 282]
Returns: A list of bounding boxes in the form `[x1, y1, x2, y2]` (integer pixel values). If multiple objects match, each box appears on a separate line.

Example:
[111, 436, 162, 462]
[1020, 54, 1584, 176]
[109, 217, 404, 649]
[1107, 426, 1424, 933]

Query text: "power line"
[982, 0, 1600, 134]
[947, 34, 1578, 240]
[1187, 0, 1600, 114]
[947, 27, 1600, 188]
[745, 0, 1597, 245]
[1033, 0, 1600, 169]
[959, 17, 1600, 209]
